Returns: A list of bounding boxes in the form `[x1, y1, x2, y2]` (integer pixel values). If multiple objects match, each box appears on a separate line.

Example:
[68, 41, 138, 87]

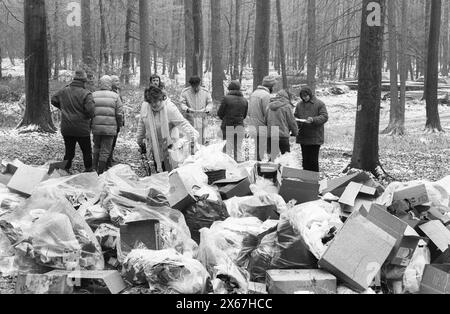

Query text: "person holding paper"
[295, 86, 329, 172]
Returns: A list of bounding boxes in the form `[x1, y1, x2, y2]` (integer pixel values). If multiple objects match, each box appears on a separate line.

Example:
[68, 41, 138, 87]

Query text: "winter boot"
[97, 161, 107, 175]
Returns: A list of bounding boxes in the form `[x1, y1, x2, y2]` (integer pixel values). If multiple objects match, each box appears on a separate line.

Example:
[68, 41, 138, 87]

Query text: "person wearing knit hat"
[246, 76, 278, 161]
[217, 81, 248, 162]
[92, 75, 124, 174]
[51, 69, 96, 173]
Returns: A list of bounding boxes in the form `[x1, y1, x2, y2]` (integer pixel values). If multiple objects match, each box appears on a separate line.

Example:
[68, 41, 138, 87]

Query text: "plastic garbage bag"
[250, 178, 279, 195]
[198, 228, 249, 294]
[84, 204, 110, 229]
[274, 152, 301, 169]
[123, 249, 210, 294]
[403, 244, 431, 294]
[0, 186, 25, 214]
[172, 164, 208, 190]
[183, 142, 240, 175]
[103, 193, 198, 258]
[30, 172, 104, 211]
[94, 223, 119, 250]
[24, 199, 104, 270]
[184, 196, 229, 244]
[337, 286, 376, 294]
[224, 194, 287, 219]
[284, 200, 343, 259]
[378, 181, 450, 208]
[102, 164, 170, 198]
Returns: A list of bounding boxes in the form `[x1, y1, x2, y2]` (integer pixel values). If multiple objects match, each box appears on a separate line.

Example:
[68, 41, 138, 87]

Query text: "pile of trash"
[1, 146, 450, 294]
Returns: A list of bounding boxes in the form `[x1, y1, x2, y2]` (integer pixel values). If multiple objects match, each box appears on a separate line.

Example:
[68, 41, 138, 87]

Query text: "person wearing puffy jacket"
[266, 90, 299, 158]
[217, 81, 248, 162]
[295, 86, 328, 172]
[92, 75, 124, 174]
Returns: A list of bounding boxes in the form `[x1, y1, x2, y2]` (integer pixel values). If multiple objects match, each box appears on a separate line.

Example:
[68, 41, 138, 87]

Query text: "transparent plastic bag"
[103, 193, 198, 258]
[274, 152, 301, 169]
[250, 178, 279, 195]
[26, 199, 104, 270]
[284, 200, 344, 259]
[123, 249, 210, 294]
[30, 172, 104, 211]
[403, 244, 431, 294]
[198, 228, 249, 294]
[224, 194, 287, 219]
[183, 141, 239, 174]
[102, 164, 170, 197]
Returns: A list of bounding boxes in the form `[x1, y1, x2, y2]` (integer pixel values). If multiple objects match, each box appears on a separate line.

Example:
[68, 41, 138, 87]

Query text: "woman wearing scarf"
[137, 85, 199, 173]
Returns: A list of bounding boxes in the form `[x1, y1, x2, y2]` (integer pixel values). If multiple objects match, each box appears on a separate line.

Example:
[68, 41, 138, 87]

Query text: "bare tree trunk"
[382, 0, 401, 135]
[253, 0, 271, 91]
[350, 0, 385, 175]
[99, 0, 109, 74]
[232, 0, 241, 80]
[425, 0, 444, 132]
[192, 0, 203, 79]
[184, 0, 194, 84]
[20, 0, 56, 133]
[211, 0, 225, 101]
[139, 0, 151, 87]
[52, 1, 60, 80]
[0, 46, 2, 79]
[442, 0, 449, 76]
[121, 0, 134, 84]
[276, 0, 288, 89]
[81, 0, 95, 71]
[240, 2, 255, 83]
[307, 0, 316, 92]
[423, 0, 431, 99]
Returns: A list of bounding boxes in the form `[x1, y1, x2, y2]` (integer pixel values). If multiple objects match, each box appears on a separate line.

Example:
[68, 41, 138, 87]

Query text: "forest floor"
[1, 86, 450, 183]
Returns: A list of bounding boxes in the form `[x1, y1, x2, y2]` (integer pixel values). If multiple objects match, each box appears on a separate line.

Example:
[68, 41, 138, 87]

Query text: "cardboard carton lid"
[281, 167, 319, 182]
[361, 204, 408, 241]
[214, 176, 247, 185]
[419, 220, 450, 252]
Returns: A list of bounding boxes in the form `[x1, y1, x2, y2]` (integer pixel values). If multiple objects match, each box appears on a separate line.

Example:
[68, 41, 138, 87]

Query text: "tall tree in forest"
[192, 0, 203, 78]
[99, 0, 109, 74]
[184, 0, 194, 84]
[442, 0, 449, 76]
[307, 0, 316, 92]
[232, 0, 241, 80]
[139, 0, 151, 87]
[383, 0, 405, 135]
[397, 0, 408, 135]
[170, 0, 182, 79]
[52, 1, 60, 80]
[425, 0, 444, 132]
[211, 0, 225, 101]
[423, 0, 431, 99]
[276, 0, 287, 89]
[350, 0, 385, 174]
[81, 0, 94, 71]
[253, 0, 271, 91]
[0, 46, 2, 79]
[122, 0, 134, 84]
[19, 0, 56, 133]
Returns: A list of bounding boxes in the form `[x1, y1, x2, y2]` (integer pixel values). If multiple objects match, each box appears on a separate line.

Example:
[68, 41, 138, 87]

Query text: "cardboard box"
[120, 219, 161, 258]
[320, 172, 371, 197]
[318, 204, 407, 292]
[339, 182, 363, 206]
[255, 162, 279, 183]
[393, 184, 430, 207]
[278, 167, 320, 205]
[167, 171, 196, 211]
[266, 269, 337, 294]
[420, 265, 450, 294]
[419, 220, 450, 252]
[388, 236, 423, 267]
[47, 270, 127, 294]
[7, 164, 49, 196]
[214, 176, 252, 200]
[248, 282, 268, 294]
[245, 204, 279, 222]
[15, 273, 73, 294]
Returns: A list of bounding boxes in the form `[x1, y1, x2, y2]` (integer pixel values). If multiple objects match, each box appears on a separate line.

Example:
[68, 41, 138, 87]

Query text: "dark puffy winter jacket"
[266, 94, 299, 139]
[295, 86, 329, 145]
[92, 79, 124, 136]
[51, 80, 95, 137]
[217, 90, 249, 130]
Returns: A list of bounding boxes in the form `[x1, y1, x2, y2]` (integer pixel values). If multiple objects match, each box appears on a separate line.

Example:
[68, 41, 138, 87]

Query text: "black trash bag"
[184, 195, 229, 244]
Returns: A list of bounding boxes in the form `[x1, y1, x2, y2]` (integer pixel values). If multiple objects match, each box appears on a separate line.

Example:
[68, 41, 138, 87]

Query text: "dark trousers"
[108, 128, 120, 164]
[63, 136, 92, 171]
[267, 137, 291, 161]
[301, 145, 321, 172]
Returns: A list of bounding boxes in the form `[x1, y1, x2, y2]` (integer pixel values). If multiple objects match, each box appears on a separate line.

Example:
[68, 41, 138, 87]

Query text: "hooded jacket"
[246, 86, 271, 130]
[266, 92, 299, 138]
[217, 90, 248, 129]
[51, 79, 96, 137]
[92, 77, 124, 136]
[295, 86, 328, 145]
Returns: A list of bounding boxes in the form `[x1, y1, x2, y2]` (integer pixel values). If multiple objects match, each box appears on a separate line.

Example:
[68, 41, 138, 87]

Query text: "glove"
[139, 143, 147, 155]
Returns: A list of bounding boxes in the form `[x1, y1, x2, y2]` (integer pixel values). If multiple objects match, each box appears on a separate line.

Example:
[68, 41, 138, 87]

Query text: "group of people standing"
[51, 69, 328, 176]
[51, 70, 124, 175]
[218, 76, 329, 172]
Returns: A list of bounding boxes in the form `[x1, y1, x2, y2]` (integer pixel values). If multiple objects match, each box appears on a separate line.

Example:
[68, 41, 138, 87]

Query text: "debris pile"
[1, 148, 450, 294]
